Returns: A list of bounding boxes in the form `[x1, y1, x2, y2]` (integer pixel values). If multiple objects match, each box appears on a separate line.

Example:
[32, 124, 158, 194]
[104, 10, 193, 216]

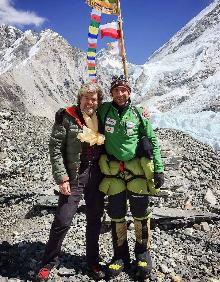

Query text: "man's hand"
[154, 172, 165, 189]
[141, 107, 151, 119]
[59, 176, 71, 195]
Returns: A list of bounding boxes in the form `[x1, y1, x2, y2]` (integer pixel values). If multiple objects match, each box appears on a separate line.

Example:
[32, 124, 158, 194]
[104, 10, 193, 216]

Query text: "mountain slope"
[136, 0, 220, 150]
[0, 26, 87, 120]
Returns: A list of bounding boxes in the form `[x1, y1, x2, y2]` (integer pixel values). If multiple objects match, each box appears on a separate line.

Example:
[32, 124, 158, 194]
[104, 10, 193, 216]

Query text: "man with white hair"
[36, 82, 106, 281]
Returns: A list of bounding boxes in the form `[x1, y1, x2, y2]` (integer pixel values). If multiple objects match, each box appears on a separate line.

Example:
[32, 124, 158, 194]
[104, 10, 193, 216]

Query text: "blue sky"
[0, 0, 213, 64]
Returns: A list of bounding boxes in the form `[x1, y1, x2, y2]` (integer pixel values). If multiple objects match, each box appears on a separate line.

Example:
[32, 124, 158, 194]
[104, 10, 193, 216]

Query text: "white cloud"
[0, 0, 46, 26]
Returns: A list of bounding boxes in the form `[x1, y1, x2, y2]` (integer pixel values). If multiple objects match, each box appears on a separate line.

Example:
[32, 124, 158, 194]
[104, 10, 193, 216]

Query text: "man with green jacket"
[36, 82, 106, 281]
[98, 75, 164, 280]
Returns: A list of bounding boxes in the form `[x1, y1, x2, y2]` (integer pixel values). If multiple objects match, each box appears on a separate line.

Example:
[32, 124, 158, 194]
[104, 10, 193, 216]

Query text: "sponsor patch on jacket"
[106, 117, 116, 126]
[126, 129, 134, 136]
[126, 121, 136, 129]
[105, 125, 114, 133]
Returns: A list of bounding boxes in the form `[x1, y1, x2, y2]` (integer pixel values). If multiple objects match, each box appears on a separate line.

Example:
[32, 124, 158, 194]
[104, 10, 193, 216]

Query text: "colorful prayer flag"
[87, 56, 96, 60]
[89, 25, 99, 35]
[88, 37, 98, 44]
[91, 13, 101, 22]
[88, 62, 96, 68]
[88, 43, 97, 49]
[88, 70, 97, 75]
[100, 22, 120, 39]
[87, 8, 101, 82]
[87, 58, 96, 64]
[88, 32, 98, 39]
[86, 0, 118, 15]
[87, 51, 97, 57]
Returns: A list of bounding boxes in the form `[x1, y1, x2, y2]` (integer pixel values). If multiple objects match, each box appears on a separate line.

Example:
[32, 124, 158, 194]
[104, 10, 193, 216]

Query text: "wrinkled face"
[111, 86, 130, 107]
[80, 92, 98, 116]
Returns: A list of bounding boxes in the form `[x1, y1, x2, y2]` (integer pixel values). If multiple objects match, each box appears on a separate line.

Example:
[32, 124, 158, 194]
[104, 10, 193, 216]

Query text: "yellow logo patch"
[138, 261, 148, 267]
[109, 264, 121, 270]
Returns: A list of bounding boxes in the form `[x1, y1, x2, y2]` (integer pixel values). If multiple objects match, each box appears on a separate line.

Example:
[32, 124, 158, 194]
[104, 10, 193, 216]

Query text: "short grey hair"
[77, 82, 103, 105]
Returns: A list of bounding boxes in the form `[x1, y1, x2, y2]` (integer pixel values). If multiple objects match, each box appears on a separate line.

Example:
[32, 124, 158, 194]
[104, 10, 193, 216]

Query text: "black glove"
[136, 136, 153, 159]
[154, 172, 165, 189]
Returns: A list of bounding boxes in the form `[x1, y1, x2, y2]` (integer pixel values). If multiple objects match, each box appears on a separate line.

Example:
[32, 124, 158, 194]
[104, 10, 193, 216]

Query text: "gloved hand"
[136, 136, 153, 159]
[154, 172, 164, 189]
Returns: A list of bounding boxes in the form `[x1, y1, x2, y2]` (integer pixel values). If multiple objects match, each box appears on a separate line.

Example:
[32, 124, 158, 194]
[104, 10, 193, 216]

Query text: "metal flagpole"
[117, 0, 128, 80]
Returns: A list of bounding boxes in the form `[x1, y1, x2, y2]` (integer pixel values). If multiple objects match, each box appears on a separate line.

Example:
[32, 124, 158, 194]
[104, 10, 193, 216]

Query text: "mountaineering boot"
[134, 218, 152, 279]
[135, 249, 152, 279]
[108, 221, 130, 277]
[108, 258, 125, 277]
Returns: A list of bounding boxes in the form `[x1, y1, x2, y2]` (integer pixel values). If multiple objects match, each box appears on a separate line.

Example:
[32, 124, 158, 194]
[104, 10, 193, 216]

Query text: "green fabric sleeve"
[49, 122, 68, 185]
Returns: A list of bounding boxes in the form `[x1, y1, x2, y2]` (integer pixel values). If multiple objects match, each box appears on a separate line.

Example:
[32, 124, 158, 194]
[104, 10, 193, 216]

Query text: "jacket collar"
[65, 105, 85, 128]
[112, 99, 131, 116]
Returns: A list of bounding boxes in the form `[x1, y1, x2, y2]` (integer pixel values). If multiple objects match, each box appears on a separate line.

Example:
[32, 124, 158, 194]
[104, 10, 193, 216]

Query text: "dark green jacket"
[98, 102, 164, 173]
[49, 106, 82, 184]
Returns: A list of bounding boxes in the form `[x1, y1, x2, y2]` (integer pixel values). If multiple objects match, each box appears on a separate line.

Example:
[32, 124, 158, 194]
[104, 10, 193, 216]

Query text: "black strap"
[104, 173, 146, 183]
[131, 105, 145, 131]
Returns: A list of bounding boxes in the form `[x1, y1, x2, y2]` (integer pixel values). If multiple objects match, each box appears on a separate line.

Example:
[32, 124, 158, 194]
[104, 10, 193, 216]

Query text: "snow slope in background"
[152, 112, 220, 150]
[138, 0, 220, 151]
[148, 49, 220, 151]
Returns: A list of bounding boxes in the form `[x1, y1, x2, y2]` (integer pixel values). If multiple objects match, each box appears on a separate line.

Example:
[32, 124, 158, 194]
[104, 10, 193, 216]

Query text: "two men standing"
[37, 76, 164, 281]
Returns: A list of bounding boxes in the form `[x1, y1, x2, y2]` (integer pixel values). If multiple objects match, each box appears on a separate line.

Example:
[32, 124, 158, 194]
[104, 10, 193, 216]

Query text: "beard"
[83, 107, 96, 116]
